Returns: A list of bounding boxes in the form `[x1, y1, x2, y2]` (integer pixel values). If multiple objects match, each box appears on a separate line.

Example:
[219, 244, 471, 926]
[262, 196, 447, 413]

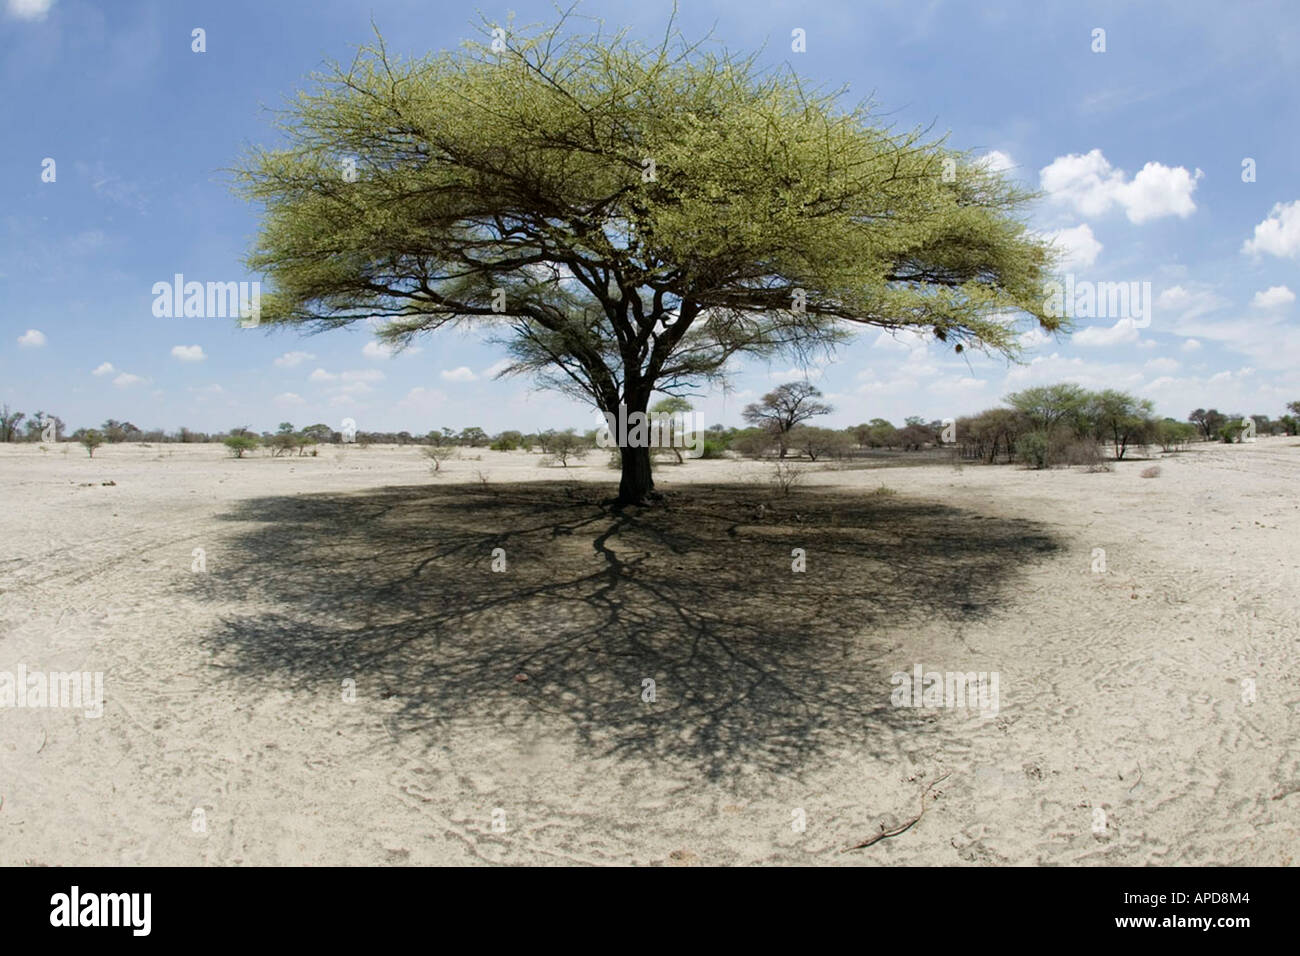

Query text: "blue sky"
[2, 0, 1297, 435]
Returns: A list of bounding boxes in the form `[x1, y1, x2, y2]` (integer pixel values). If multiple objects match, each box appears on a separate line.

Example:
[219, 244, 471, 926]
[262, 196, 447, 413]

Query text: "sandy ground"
[1, 438, 1297, 866]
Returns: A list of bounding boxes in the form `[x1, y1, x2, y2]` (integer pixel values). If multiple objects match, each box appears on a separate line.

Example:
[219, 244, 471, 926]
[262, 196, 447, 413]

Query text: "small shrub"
[1015, 432, 1050, 469]
[223, 435, 259, 458]
[1140, 465, 1161, 478]
[79, 430, 104, 458]
[698, 440, 727, 459]
[768, 460, 804, 496]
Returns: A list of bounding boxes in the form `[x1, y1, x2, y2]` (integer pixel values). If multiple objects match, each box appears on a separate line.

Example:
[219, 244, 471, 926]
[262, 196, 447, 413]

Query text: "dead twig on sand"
[842, 772, 951, 852]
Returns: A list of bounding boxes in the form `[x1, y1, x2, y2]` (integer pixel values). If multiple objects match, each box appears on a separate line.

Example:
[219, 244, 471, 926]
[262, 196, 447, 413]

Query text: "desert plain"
[0, 438, 1297, 865]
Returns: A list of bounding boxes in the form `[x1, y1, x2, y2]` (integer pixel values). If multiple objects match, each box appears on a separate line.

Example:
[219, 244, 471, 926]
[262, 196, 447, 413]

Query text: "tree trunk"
[618, 444, 655, 504]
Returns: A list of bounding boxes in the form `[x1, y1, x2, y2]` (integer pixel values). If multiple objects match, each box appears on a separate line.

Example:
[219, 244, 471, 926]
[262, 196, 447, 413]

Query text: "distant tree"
[788, 425, 853, 461]
[301, 423, 334, 444]
[730, 427, 776, 459]
[459, 427, 489, 447]
[1, 405, 26, 442]
[1006, 384, 1088, 435]
[1287, 401, 1300, 418]
[24, 412, 64, 442]
[1086, 389, 1155, 460]
[490, 430, 525, 451]
[545, 430, 589, 467]
[79, 429, 104, 458]
[1189, 408, 1226, 441]
[742, 383, 834, 458]
[421, 444, 456, 471]
[1279, 414, 1299, 437]
[223, 435, 259, 458]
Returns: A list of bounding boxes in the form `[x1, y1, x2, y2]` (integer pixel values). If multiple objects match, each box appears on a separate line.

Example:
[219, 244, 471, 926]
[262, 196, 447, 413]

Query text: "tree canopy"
[235, 10, 1061, 502]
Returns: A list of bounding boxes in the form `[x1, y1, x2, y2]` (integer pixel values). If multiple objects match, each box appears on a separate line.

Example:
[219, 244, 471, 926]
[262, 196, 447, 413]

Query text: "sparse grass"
[1141, 465, 1161, 478]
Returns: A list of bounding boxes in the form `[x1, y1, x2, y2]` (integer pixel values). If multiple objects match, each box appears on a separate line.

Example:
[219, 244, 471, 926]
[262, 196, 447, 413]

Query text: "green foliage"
[1015, 431, 1050, 469]
[234, 13, 1059, 501]
[223, 435, 260, 458]
[79, 429, 104, 458]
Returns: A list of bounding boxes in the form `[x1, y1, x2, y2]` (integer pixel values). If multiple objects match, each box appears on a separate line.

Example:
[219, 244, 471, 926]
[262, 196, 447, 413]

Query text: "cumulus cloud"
[1251, 285, 1295, 309]
[1182, 338, 1201, 352]
[1156, 285, 1226, 322]
[975, 150, 1016, 174]
[1072, 318, 1140, 347]
[362, 341, 395, 359]
[274, 350, 315, 368]
[92, 362, 116, 376]
[274, 392, 305, 406]
[1242, 201, 1300, 259]
[170, 344, 205, 362]
[113, 372, 145, 387]
[1040, 149, 1202, 223]
[17, 328, 46, 347]
[440, 366, 478, 382]
[1044, 223, 1102, 269]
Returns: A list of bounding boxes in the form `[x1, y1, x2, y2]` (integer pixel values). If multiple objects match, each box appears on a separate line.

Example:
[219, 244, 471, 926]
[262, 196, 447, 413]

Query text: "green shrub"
[698, 440, 727, 459]
[223, 435, 260, 458]
[1015, 432, 1050, 469]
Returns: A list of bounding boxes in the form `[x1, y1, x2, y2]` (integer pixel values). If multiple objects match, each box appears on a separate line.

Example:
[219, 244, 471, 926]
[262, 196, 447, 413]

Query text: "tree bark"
[618, 444, 655, 504]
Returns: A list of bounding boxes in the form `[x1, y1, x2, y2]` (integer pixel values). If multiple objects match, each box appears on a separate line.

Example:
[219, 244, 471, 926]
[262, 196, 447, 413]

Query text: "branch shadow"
[192, 482, 1061, 782]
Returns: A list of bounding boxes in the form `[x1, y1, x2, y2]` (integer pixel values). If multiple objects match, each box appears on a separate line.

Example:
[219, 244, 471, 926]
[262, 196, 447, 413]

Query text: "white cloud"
[1040, 149, 1202, 223]
[274, 392, 306, 406]
[274, 350, 315, 368]
[1251, 285, 1295, 309]
[1182, 338, 1201, 352]
[1144, 356, 1179, 374]
[342, 369, 384, 383]
[1045, 223, 1102, 269]
[170, 344, 205, 362]
[6, 0, 54, 21]
[482, 358, 513, 378]
[975, 150, 1016, 174]
[309, 368, 336, 383]
[92, 362, 116, 376]
[1072, 318, 1140, 347]
[441, 366, 478, 382]
[1019, 327, 1053, 348]
[17, 328, 46, 347]
[363, 341, 395, 359]
[1242, 200, 1300, 259]
[113, 373, 145, 388]
[1156, 285, 1226, 322]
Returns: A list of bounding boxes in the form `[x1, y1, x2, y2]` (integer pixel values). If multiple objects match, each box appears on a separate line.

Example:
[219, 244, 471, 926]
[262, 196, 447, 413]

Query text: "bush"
[1141, 466, 1161, 478]
[731, 427, 774, 459]
[223, 435, 259, 458]
[79, 430, 104, 458]
[1057, 438, 1106, 469]
[698, 439, 727, 459]
[1015, 432, 1050, 469]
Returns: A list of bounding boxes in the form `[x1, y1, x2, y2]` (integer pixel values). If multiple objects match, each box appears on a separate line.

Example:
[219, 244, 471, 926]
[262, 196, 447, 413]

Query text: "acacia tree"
[236, 14, 1058, 504]
[742, 382, 832, 458]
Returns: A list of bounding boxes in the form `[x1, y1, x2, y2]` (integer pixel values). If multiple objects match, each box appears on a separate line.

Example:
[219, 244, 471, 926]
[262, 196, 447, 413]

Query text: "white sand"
[1, 438, 1297, 865]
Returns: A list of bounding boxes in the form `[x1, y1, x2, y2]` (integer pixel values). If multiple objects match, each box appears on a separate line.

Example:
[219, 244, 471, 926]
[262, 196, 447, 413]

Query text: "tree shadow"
[193, 482, 1060, 782]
